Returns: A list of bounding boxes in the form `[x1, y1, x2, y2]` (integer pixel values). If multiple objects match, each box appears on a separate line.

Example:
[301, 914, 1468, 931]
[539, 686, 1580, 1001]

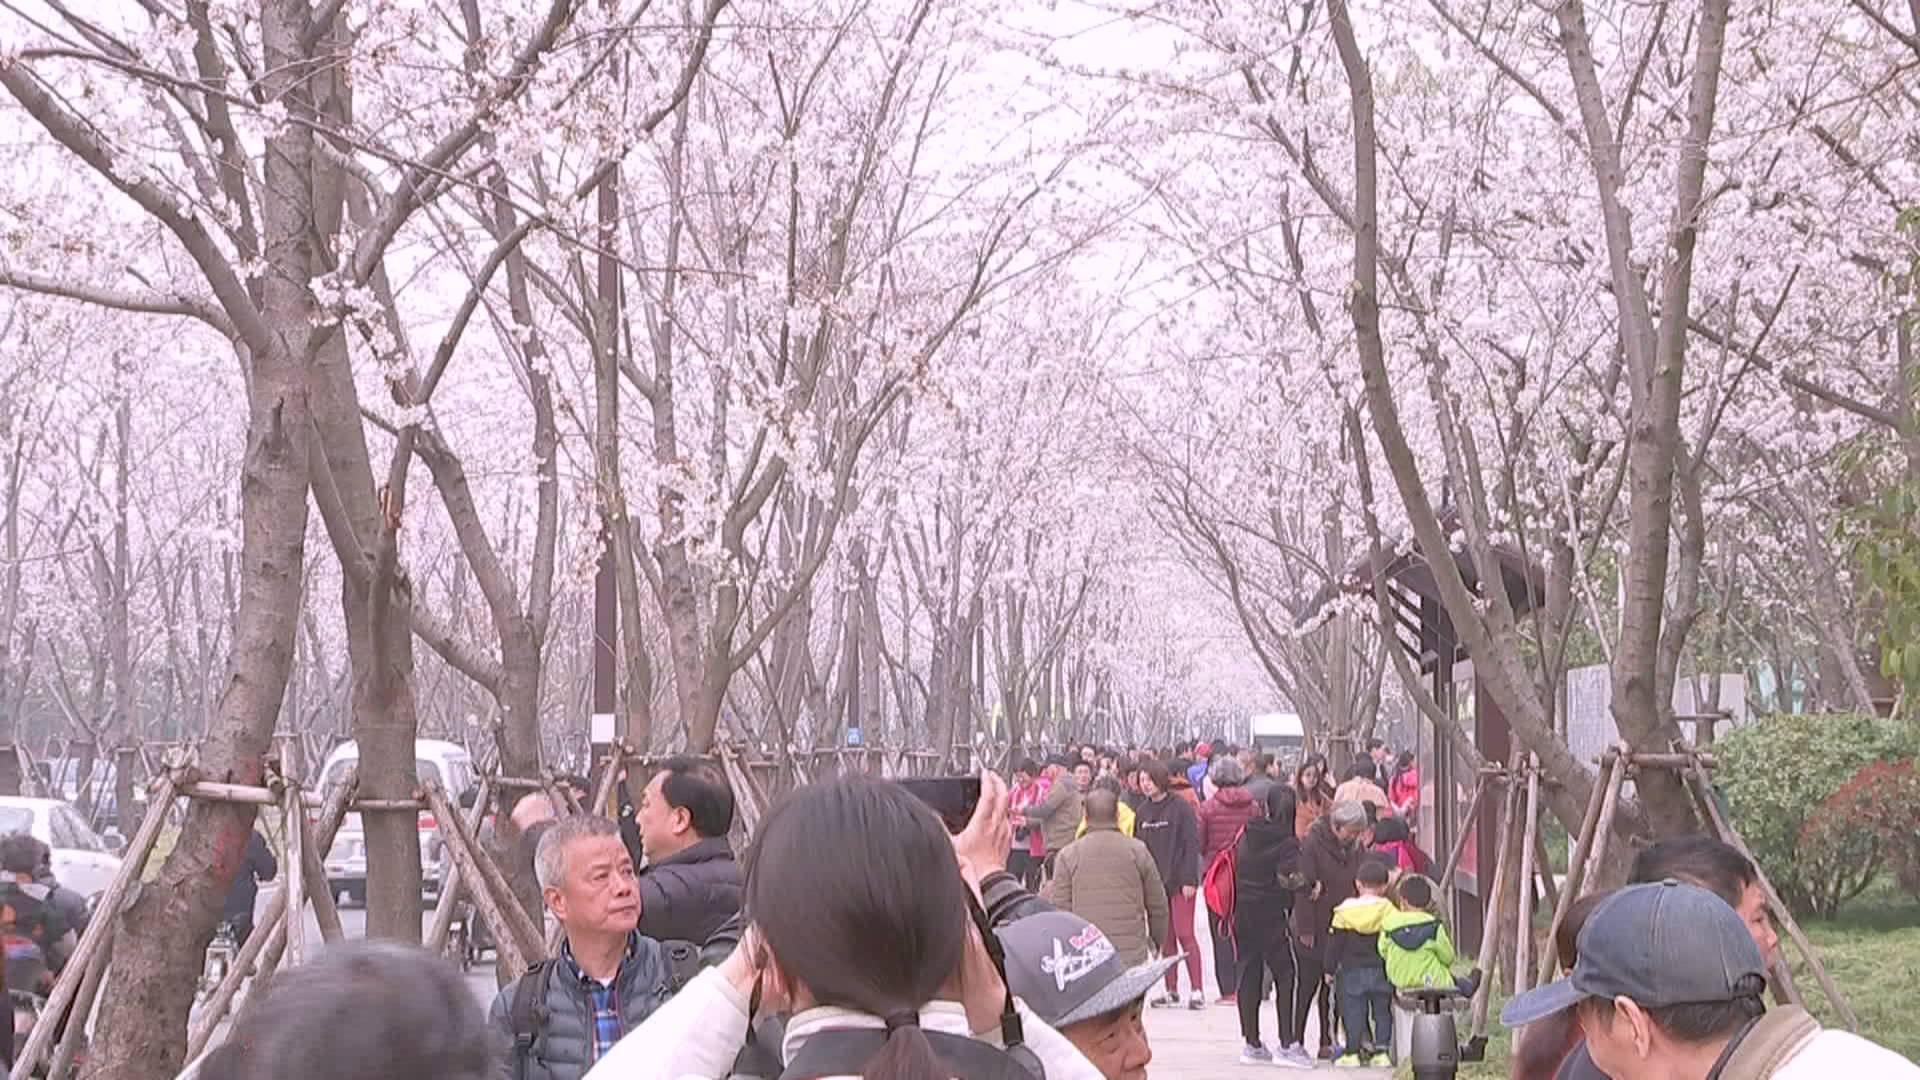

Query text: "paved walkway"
[1143, 1000, 1396, 1077]
[1144, 906, 1399, 1077]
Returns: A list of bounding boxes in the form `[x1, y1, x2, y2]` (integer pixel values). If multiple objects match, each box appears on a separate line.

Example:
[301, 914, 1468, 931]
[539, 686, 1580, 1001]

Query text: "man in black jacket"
[632, 756, 741, 945]
[223, 828, 279, 946]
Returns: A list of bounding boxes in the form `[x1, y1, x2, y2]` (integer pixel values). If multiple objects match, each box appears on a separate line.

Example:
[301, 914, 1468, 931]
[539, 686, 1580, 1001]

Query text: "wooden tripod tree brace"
[424, 782, 545, 974]
[11, 774, 177, 1080]
[185, 770, 359, 1061]
[1579, 742, 1630, 899]
[1468, 765, 1525, 1042]
[1537, 748, 1615, 985]
[46, 932, 112, 1080]
[590, 744, 625, 818]
[425, 776, 494, 953]
[1437, 773, 1492, 921]
[1685, 757, 1858, 1032]
[1515, 756, 1542, 994]
[281, 782, 307, 969]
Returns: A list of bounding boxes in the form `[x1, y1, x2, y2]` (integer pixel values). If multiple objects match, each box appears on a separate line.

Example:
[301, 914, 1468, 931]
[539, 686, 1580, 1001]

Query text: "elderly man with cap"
[1501, 880, 1918, 1080]
[997, 912, 1179, 1080]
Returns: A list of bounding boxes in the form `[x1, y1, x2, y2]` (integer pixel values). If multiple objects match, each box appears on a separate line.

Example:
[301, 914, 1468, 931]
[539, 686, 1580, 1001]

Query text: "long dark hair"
[1263, 784, 1299, 834]
[745, 779, 965, 1080]
[1294, 756, 1332, 803]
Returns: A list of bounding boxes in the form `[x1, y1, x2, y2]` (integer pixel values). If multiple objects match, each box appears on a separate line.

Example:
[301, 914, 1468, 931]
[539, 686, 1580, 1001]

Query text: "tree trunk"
[303, 11, 423, 940]
[78, 7, 318, 1071]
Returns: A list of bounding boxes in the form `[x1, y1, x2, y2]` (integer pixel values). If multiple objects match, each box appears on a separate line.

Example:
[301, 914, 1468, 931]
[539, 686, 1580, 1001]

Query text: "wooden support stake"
[545, 775, 580, 819]
[489, 775, 551, 792]
[1624, 752, 1719, 769]
[591, 745, 624, 818]
[175, 779, 300, 806]
[424, 783, 544, 972]
[717, 744, 770, 835]
[1438, 774, 1492, 896]
[1532, 823, 1560, 917]
[185, 770, 358, 1060]
[1680, 768, 1805, 1009]
[1516, 756, 1542, 994]
[45, 928, 112, 1080]
[426, 777, 492, 953]
[1685, 759, 1858, 1031]
[1580, 743, 1630, 899]
[282, 782, 307, 968]
[1468, 772, 1524, 1041]
[298, 803, 344, 945]
[12, 774, 176, 1080]
[1538, 750, 1614, 985]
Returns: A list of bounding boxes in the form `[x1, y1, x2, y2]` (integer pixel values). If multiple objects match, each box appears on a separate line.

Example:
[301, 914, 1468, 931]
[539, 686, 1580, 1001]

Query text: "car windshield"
[51, 806, 104, 852]
[0, 807, 34, 837]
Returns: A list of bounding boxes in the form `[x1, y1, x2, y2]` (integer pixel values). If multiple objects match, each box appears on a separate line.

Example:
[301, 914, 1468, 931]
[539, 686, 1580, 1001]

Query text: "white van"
[316, 739, 476, 905]
[1249, 713, 1307, 767]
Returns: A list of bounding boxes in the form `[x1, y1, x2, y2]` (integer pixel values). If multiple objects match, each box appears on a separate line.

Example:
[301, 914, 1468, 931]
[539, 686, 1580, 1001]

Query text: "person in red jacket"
[1388, 751, 1419, 826]
[1196, 757, 1258, 1004]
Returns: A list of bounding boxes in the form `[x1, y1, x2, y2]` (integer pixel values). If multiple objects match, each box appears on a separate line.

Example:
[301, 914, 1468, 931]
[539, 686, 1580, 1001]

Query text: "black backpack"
[506, 939, 704, 1079]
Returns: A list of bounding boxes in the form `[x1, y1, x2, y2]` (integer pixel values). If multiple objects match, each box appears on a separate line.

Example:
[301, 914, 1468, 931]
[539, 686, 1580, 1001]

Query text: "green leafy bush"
[1715, 714, 1917, 916]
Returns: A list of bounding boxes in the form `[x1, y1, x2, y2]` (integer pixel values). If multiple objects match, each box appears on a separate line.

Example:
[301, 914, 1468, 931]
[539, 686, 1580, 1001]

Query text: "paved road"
[299, 903, 504, 1005]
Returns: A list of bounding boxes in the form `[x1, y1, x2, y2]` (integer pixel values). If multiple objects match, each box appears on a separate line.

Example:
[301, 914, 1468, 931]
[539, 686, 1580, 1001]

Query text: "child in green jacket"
[1378, 874, 1482, 997]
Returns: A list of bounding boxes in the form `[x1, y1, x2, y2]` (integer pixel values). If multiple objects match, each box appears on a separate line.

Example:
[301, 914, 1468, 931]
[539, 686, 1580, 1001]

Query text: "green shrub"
[1715, 714, 1917, 916]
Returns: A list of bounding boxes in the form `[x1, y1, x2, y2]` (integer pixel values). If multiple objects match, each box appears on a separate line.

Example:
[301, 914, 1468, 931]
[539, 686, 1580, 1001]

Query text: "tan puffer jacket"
[1049, 826, 1170, 966]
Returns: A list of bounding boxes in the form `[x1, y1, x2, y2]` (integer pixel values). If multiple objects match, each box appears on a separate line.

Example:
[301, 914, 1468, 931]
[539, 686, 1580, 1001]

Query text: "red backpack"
[1202, 826, 1247, 924]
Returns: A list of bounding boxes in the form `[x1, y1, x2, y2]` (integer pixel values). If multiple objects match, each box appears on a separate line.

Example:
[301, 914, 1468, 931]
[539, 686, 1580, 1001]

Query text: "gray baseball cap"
[1501, 880, 1766, 1028]
[995, 912, 1180, 1030]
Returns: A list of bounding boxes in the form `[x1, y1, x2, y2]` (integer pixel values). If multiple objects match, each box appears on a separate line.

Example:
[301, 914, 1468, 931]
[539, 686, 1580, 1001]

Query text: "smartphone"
[899, 777, 982, 834]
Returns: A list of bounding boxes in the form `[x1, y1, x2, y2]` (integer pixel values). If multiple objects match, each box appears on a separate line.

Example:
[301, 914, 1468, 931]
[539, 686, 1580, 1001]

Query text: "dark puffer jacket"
[1291, 816, 1361, 945]
[637, 837, 743, 945]
[1196, 785, 1258, 864]
[487, 934, 672, 1080]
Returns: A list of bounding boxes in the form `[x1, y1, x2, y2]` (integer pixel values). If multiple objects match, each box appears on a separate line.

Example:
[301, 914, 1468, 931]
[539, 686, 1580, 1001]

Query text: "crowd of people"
[161, 736, 1920, 1080]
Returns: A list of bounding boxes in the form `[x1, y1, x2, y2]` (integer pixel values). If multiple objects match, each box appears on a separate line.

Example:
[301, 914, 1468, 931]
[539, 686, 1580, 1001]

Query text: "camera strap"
[966, 887, 1045, 1079]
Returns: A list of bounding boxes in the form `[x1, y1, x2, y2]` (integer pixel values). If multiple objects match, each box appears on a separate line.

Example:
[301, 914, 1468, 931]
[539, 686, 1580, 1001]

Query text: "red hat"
[1195, 741, 1212, 756]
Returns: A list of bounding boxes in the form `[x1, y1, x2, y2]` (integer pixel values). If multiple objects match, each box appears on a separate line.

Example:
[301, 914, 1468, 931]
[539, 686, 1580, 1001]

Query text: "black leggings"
[1294, 932, 1334, 1051]
[1208, 907, 1238, 997]
[1234, 915, 1298, 1048]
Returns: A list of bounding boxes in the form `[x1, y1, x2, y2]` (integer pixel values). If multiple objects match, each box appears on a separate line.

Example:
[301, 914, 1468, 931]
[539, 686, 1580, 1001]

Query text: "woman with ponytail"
[588, 777, 1103, 1080]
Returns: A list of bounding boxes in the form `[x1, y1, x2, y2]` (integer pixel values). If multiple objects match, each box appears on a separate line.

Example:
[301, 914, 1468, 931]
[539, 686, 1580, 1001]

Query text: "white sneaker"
[1274, 1045, 1315, 1070]
[1239, 1045, 1274, 1066]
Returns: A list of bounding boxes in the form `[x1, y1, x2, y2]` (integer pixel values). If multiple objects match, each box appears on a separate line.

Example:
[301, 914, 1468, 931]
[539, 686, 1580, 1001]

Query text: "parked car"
[40, 757, 146, 835]
[0, 796, 124, 900]
[317, 740, 476, 906]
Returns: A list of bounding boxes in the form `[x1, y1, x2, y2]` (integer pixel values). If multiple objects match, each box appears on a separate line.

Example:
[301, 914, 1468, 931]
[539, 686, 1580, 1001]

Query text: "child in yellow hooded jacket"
[1327, 857, 1398, 1066]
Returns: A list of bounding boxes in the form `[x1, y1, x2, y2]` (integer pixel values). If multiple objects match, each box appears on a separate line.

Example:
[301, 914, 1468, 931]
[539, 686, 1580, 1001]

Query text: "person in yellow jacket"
[1328, 858, 1397, 1067]
[1076, 782, 1136, 838]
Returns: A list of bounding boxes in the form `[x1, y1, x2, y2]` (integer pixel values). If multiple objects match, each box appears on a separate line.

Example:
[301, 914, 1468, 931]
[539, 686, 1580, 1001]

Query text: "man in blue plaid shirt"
[489, 816, 676, 1080]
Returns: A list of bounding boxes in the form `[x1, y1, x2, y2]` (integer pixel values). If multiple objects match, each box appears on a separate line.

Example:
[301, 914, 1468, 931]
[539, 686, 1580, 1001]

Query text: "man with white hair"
[488, 816, 674, 1080]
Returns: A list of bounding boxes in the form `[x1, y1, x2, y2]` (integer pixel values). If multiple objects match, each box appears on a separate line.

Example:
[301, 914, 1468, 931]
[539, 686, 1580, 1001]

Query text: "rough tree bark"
[0, 2, 320, 1073]
[1556, 0, 1735, 833]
